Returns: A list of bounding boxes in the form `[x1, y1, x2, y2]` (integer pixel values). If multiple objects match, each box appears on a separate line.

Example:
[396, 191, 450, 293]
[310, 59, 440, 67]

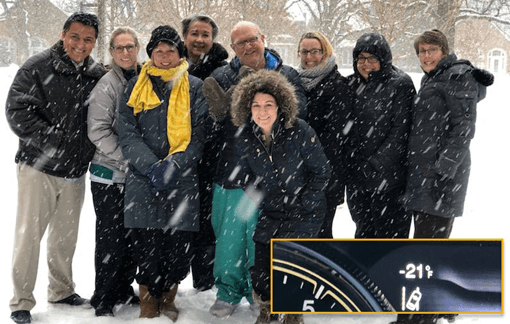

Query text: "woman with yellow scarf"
[118, 25, 208, 321]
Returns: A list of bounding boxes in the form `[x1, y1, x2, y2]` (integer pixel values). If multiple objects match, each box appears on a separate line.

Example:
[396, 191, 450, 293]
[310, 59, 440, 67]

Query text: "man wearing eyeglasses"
[203, 21, 307, 319]
[345, 32, 416, 240]
[6, 13, 105, 324]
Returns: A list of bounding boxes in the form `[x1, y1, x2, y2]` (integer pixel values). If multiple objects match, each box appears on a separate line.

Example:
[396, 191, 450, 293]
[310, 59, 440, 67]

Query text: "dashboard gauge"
[271, 239, 502, 314]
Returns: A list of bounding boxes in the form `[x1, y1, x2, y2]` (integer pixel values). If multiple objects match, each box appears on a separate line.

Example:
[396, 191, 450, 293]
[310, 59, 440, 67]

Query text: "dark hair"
[414, 29, 449, 55]
[63, 12, 100, 38]
[181, 14, 219, 39]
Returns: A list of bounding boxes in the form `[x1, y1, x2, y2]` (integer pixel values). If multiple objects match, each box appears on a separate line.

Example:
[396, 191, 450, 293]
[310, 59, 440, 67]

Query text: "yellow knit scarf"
[127, 59, 191, 157]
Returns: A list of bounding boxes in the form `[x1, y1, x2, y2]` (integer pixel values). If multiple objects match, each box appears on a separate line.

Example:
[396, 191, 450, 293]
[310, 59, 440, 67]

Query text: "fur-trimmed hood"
[231, 69, 299, 129]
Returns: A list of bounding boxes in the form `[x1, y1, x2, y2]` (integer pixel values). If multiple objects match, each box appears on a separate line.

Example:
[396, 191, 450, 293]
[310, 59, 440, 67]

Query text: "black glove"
[146, 157, 179, 192]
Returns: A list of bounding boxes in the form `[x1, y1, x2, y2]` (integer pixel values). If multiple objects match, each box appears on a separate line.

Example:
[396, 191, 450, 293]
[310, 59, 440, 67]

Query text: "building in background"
[456, 18, 510, 75]
[0, 0, 67, 66]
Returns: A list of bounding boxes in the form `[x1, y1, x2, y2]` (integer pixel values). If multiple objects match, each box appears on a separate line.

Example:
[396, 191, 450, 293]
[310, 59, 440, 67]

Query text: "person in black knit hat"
[146, 25, 185, 58]
[118, 24, 208, 321]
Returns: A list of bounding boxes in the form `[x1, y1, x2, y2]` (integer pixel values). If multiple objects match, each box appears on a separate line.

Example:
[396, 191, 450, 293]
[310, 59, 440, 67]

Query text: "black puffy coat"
[185, 42, 228, 81]
[185, 42, 228, 235]
[6, 41, 105, 178]
[118, 73, 208, 230]
[231, 70, 331, 244]
[403, 54, 494, 217]
[303, 66, 352, 206]
[347, 33, 416, 193]
[209, 48, 307, 189]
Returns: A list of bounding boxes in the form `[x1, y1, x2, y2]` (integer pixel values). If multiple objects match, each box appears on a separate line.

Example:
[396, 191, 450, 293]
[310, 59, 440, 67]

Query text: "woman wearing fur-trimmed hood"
[230, 69, 330, 324]
[231, 69, 299, 129]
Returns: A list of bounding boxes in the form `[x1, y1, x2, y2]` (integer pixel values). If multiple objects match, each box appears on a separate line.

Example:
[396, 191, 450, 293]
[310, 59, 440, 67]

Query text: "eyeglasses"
[298, 49, 323, 57]
[111, 44, 136, 53]
[357, 55, 379, 64]
[418, 46, 441, 56]
[232, 34, 261, 49]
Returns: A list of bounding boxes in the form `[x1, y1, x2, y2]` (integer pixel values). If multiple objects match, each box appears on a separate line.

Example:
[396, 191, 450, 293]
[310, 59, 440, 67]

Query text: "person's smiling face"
[299, 38, 325, 70]
[152, 42, 180, 69]
[61, 22, 96, 64]
[251, 92, 278, 136]
[110, 33, 138, 70]
[418, 43, 444, 73]
[183, 21, 214, 63]
[356, 52, 380, 80]
[231, 25, 265, 71]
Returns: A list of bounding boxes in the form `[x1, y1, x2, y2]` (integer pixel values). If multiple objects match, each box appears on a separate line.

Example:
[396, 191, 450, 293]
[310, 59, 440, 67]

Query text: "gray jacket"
[88, 64, 131, 183]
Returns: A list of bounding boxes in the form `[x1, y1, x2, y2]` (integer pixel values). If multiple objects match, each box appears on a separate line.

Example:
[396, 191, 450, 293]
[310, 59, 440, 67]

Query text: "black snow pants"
[90, 182, 137, 311]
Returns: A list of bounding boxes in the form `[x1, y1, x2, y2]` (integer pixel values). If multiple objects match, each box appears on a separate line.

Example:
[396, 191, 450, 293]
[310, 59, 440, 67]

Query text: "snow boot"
[139, 285, 159, 318]
[209, 298, 238, 317]
[160, 284, 179, 322]
[281, 314, 304, 324]
[253, 291, 271, 324]
[10, 310, 31, 324]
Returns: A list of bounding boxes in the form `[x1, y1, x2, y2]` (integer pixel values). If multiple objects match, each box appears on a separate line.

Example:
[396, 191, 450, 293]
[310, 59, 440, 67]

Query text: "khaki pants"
[10, 163, 85, 311]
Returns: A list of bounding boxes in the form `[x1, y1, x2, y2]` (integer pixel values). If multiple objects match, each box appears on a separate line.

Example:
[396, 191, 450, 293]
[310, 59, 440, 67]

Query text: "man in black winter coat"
[5, 12, 105, 324]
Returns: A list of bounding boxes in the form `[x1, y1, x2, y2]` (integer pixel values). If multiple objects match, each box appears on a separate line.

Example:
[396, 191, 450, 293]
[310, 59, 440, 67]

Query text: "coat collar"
[50, 41, 104, 79]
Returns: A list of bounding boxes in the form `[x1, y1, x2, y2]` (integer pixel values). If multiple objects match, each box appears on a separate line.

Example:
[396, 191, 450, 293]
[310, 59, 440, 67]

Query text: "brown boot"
[253, 291, 271, 324]
[282, 314, 304, 324]
[161, 284, 179, 322]
[139, 285, 159, 318]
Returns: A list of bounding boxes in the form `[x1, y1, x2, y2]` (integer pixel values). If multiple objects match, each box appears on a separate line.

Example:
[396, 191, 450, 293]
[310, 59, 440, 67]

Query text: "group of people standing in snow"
[5, 10, 493, 324]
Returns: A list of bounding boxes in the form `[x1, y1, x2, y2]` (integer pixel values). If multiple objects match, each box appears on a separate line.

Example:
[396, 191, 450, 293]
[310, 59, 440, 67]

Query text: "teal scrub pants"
[211, 184, 260, 304]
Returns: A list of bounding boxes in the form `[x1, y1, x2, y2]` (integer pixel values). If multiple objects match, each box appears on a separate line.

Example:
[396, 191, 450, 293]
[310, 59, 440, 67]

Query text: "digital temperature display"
[398, 263, 434, 311]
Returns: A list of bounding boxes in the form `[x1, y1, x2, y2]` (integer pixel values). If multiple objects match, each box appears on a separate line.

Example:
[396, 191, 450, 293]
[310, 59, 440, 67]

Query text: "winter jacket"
[347, 33, 416, 193]
[403, 54, 494, 217]
[231, 70, 331, 244]
[186, 42, 229, 209]
[186, 42, 228, 81]
[303, 66, 353, 206]
[118, 73, 208, 230]
[88, 63, 137, 183]
[6, 41, 105, 178]
[209, 48, 307, 189]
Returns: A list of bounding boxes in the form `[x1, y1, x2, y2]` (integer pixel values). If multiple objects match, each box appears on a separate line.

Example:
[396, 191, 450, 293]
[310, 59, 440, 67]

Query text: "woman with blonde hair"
[87, 26, 141, 317]
[296, 32, 352, 238]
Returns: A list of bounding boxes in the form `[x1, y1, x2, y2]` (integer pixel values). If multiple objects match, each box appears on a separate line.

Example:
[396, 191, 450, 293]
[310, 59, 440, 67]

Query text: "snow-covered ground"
[0, 63, 507, 324]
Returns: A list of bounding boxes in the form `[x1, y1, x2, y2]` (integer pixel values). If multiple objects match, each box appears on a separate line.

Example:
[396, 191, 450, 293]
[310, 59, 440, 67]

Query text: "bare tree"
[292, 0, 510, 66]
[131, 0, 297, 55]
[288, 0, 355, 46]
